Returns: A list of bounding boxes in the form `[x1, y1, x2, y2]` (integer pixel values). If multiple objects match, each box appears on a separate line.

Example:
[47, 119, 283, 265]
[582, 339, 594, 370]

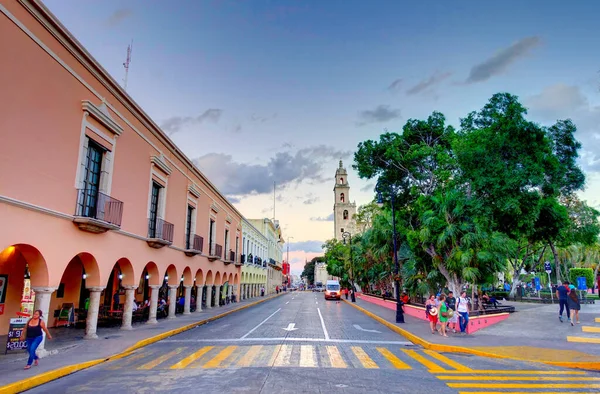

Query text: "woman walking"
[425, 295, 438, 334]
[438, 294, 449, 337]
[567, 285, 580, 326]
[20, 310, 52, 369]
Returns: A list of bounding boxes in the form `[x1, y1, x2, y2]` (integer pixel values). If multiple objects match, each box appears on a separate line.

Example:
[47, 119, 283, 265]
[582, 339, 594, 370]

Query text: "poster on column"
[222, 282, 228, 301]
[19, 278, 35, 318]
[5, 317, 28, 354]
[0, 274, 7, 315]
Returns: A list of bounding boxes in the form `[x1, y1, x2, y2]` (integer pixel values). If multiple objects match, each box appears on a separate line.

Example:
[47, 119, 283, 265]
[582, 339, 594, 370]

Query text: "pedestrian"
[567, 284, 580, 326]
[425, 295, 439, 334]
[113, 290, 120, 310]
[20, 310, 52, 370]
[556, 281, 571, 322]
[457, 291, 470, 334]
[344, 288, 349, 300]
[401, 292, 410, 305]
[446, 291, 458, 333]
[439, 294, 449, 337]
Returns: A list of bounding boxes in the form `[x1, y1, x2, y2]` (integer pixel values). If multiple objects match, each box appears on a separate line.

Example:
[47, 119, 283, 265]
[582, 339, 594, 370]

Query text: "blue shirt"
[557, 285, 568, 300]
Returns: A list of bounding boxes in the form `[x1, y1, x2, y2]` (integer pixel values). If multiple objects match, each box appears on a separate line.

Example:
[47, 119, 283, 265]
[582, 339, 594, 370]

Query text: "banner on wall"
[0, 275, 7, 315]
[222, 282, 229, 300]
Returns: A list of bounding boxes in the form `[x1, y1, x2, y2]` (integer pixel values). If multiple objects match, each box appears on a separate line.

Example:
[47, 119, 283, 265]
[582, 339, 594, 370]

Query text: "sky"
[43, 0, 600, 274]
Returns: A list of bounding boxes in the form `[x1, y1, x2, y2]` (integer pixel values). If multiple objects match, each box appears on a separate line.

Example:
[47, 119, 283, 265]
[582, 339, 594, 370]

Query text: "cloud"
[360, 183, 375, 193]
[285, 240, 324, 253]
[106, 8, 133, 27]
[525, 84, 600, 172]
[194, 145, 351, 196]
[226, 196, 242, 204]
[406, 71, 452, 95]
[303, 196, 320, 205]
[250, 113, 277, 123]
[231, 124, 242, 133]
[387, 79, 403, 92]
[161, 109, 223, 135]
[465, 36, 541, 84]
[310, 213, 334, 221]
[357, 105, 401, 126]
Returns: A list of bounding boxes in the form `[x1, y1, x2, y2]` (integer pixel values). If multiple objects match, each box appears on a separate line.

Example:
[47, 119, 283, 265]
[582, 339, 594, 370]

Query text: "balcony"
[234, 252, 242, 267]
[73, 189, 123, 233]
[224, 250, 235, 266]
[208, 243, 222, 261]
[146, 218, 174, 248]
[185, 235, 204, 257]
[241, 254, 246, 264]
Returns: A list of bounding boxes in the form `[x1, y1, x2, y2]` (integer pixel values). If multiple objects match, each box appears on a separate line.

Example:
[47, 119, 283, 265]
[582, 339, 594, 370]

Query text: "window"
[148, 182, 162, 238]
[185, 205, 195, 249]
[224, 229, 230, 257]
[343, 210, 349, 220]
[235, 236, 239, 260]
[340, 177, 344, 184]
[209, 219, 216, 255]
[340, 193, 345, 203]
[81, 140, 104, 217]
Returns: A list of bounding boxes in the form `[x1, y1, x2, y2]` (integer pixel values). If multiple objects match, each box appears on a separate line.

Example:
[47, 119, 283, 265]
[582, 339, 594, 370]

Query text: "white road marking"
[161, 338, 412, 345]
[240, 308, 281, 339]
[353, 324, 381, 333]
[282, 323, 298, 332]
[317, 307, 330, 340]
[286, 301, 289, 304]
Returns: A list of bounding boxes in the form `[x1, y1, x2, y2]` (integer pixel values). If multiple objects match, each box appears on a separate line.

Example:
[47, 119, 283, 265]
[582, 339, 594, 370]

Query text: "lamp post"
[341, 230, 356, 303]
[377, 183, 405, 324]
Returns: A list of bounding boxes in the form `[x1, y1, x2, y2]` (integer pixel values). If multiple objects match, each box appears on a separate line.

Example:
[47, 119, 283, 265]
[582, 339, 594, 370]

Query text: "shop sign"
[5, 317, 28, 354]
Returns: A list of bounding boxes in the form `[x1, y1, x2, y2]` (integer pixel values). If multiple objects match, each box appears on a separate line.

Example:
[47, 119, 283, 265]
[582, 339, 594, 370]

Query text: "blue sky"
[44, 0, 600, 273]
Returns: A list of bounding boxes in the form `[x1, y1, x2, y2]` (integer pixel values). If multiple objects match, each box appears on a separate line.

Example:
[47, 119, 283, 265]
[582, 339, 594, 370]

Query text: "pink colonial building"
[0, 0, 243, 348]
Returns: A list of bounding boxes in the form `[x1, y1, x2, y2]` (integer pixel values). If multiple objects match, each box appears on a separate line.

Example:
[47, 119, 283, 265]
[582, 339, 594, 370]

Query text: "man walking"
[556, 281, 571, 322]
[446, 291, 457, 333]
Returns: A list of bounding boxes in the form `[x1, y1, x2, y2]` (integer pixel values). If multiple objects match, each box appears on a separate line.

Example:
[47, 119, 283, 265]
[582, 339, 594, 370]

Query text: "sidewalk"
[346, 294, 600, 370]
[0, 293, 285, 391]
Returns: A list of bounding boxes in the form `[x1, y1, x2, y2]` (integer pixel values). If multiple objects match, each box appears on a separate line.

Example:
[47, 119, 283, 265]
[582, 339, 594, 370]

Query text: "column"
[228, 285, 233, 302]
[205, 285, 212, 309]
[183, 285, 192, 315]
[242, 284, 246, 300]
[147, 285, 160, 324]
[168, 285, 177, 318]
[121, 285, 137, 330]
[195, 286, 202, 312]
[84, 287, 104, 339]
[217, 286, 222, 306]
[32, 287, 57, 356]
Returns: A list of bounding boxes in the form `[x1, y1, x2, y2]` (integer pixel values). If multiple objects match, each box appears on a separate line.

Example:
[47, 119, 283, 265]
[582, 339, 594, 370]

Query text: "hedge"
[569, 268, 594, 289]
[490, 291, 509, 299]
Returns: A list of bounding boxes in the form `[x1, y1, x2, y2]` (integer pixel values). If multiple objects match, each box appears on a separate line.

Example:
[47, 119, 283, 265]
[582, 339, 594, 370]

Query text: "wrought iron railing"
[191, 235, 203, 252]
[148, 218, 174, 242]
[214, 244, 223, 258]
[75, 189, 124, 226]
[241, 254, 246, 264]
[230, 250, 235, 262]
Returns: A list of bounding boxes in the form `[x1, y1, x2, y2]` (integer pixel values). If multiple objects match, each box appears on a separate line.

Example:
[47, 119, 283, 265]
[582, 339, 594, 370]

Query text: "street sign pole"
[545, 261, 553, 304]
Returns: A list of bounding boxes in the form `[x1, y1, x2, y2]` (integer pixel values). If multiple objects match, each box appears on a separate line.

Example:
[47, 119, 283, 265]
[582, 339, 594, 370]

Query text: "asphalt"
[22, 292, 600, 394]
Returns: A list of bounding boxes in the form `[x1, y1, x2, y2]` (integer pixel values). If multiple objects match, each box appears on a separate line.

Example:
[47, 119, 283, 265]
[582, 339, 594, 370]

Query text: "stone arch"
[205, 270, 214, 285]
[141, 262, 160, 286]
[340, 192, 345, 203]
[234, 273, 239, 286]
[182, 267, 193, 286]
[195, 269, 204, 286]
[214, 272, 221, 286]
[113, 258, 135, 286]
[343, 210, 349, 220]
[228, 273, 233, 284]
[164, 264, 177, 285]
[0, 244, 49, 287]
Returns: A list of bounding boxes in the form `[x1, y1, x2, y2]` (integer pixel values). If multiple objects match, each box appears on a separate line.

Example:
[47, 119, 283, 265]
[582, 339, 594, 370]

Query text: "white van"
[324, 280, 341, 300]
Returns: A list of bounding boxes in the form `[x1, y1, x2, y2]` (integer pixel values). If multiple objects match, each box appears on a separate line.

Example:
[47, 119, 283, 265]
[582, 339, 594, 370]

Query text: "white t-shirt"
[457, 297, 469, 313]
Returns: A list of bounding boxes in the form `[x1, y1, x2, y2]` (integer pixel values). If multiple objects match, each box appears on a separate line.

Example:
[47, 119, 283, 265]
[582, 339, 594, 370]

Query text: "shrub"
[490, 291, 509, 299]
[569, 268, 594, 289]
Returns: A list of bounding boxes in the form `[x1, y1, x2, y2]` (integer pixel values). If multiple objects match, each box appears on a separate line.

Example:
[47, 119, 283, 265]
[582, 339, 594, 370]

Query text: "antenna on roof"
[122, 40, 133, 91]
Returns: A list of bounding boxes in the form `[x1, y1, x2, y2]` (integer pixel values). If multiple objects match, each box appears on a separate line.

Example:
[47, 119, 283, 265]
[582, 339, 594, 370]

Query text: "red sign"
[282, 262, 290, 275]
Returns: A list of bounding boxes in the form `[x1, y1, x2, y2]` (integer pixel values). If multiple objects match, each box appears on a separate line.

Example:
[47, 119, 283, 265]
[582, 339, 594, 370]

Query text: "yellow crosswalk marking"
[402, 349, 444, 372]
[440, 376, 600, 381]
[107, 351, 153, 370]
[351, 346, 378, 369]
[567, 336, 600, 344]
[273, 345, 292, 367]
[138, 347, 184, 370]
[267, 345, 282, 366]
[170, 346, 214, 369]
[448, 383, 600, 389]
[326, 346, 347, 368]
[582, 326, 600, 333]
[376, 348, 411, 370]
[203, 346, 238, 368]
[596, 317, 600, 323]
[236, 345, 263, 367]
[299, 345, 317, 368]
[423, 349, 472, 371]
[438, 370, 586, 374]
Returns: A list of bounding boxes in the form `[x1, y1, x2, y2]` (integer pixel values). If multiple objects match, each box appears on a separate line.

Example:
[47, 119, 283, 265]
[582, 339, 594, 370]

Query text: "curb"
[342, 298, 600, 371]
[0, 293, 286, 394]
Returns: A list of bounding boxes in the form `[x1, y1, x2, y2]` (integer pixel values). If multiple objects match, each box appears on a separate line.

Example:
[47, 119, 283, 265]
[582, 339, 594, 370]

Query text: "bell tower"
[333, 160, 356, 240]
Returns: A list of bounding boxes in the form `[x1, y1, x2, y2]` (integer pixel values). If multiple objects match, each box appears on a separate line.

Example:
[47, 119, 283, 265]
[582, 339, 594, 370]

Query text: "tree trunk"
[509, 263, 523, 298]
[549, 241, 561, 284]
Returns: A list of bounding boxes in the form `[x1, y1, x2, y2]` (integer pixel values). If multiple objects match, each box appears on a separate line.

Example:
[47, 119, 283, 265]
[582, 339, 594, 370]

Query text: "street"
[27, 292, 600, 393]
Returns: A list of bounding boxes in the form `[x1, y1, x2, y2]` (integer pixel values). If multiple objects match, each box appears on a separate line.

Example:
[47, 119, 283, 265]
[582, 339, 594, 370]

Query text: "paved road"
[27, 292, 600, 393]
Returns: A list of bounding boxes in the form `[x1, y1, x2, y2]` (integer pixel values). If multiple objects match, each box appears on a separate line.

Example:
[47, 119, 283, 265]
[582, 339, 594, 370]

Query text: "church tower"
[333, 160, 357, 240]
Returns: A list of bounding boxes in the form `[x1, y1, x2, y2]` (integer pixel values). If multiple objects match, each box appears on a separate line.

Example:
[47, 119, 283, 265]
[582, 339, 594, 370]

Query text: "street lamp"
[341, 230, 357, 303]
[376, 182, 405, 324]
